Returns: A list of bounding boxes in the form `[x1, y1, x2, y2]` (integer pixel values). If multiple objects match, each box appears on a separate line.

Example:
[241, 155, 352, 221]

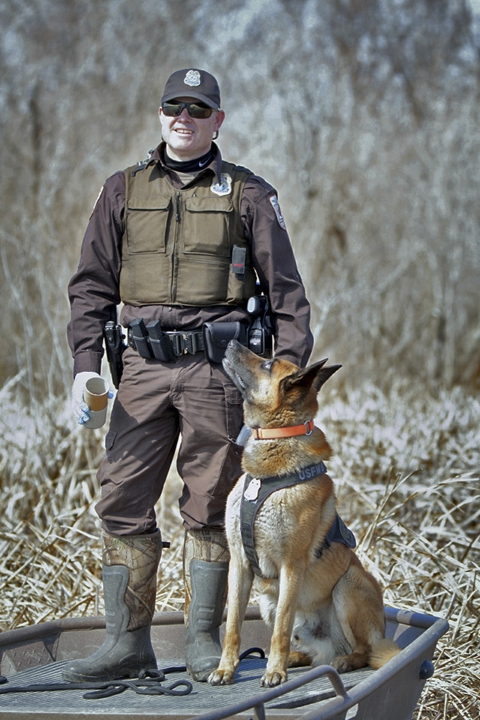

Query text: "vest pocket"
[183, 197, 233, 257]
[125, 196, 171, 254]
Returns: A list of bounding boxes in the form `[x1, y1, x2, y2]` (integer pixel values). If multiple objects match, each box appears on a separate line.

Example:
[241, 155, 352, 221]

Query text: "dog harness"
[240, 462, 356, 578]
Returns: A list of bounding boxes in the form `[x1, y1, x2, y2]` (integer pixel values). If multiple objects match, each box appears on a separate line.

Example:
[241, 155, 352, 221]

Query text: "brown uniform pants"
[95, 347, 244, 536]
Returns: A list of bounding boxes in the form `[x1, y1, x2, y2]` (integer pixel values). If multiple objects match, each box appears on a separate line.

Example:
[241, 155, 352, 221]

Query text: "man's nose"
[177, 107, 191, 120]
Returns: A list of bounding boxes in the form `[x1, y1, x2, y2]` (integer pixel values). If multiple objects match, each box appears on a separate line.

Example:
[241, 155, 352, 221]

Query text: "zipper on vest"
[171, 192, 182, 302]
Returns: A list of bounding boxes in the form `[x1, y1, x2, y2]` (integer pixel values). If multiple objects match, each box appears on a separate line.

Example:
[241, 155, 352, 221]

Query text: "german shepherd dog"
[209, 341, 399, 687]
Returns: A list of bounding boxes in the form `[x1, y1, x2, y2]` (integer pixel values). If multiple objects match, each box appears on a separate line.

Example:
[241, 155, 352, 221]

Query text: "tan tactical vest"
[120, 160, 256, 306]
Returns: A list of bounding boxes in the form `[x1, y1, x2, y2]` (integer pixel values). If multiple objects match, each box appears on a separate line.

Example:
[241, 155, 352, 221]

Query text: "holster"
[104, 321, 126, 389]
[203, 321, 247, 364]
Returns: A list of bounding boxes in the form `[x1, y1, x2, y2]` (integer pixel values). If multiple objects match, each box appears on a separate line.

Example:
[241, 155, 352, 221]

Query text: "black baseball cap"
[161, 69, 221, 110]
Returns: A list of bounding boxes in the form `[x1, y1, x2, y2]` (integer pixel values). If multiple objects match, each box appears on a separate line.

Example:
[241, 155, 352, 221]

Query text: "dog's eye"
[262, 360, 274, 372]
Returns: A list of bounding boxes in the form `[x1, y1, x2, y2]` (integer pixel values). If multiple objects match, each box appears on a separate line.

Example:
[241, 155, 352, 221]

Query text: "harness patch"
[244, 477, 261, 501]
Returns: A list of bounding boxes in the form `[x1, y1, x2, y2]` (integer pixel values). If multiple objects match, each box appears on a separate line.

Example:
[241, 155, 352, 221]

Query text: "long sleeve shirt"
[68, 143, 313, 376]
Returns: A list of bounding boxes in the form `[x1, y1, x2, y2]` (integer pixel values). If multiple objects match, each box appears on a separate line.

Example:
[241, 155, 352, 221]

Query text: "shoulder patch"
[269, 194, 286, 230]
[89, 185, 105, 219]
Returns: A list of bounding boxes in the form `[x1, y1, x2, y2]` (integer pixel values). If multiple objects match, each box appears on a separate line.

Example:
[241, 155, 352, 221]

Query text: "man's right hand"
[71, 372, 102, 425]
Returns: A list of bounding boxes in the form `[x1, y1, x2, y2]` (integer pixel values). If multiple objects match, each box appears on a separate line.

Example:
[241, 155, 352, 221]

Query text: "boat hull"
[0, 606, 448, 720]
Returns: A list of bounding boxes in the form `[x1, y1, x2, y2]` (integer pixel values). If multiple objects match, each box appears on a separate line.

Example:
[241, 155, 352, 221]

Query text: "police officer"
[65, 68, 313, 683]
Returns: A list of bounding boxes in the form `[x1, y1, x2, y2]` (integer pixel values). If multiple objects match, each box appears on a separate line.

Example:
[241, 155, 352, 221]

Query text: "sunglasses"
[162, 101, 215, 119]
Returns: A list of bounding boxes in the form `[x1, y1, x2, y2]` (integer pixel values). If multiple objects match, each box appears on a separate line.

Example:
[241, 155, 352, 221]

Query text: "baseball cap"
[161, 69, 221, 110]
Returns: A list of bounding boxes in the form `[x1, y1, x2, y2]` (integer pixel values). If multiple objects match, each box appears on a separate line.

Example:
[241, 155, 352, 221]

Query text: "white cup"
[83, 377, 109, 429]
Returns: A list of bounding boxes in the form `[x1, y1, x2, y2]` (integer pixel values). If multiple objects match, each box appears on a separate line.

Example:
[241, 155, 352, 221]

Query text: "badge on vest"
[244, 477, 262, 502]
[211, 173, 232, 196]
[269, 194, 286, 230]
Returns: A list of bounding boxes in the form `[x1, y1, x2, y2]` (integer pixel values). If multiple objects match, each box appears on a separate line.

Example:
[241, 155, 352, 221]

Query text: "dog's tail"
[368, 638, 401, 669]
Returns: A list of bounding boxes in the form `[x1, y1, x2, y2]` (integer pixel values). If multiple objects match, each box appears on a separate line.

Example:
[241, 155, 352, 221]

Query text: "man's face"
[159, 96, 225, 161]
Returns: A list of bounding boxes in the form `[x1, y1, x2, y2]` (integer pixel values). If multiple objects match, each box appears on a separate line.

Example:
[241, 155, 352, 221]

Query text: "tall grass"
[0, 376, 478, 717]
[323, 383, 480, 719]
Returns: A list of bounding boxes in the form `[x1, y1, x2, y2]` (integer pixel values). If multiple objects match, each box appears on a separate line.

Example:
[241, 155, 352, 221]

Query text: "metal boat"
[0, 605, 448, 719]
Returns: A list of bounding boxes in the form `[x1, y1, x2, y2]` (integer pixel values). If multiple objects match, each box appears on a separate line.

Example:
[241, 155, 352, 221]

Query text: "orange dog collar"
[251, 419, 315, 440]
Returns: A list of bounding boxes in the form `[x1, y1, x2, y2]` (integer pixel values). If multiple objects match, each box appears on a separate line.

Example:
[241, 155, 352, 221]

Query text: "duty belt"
[127, 319, 251, 365]
[128, 328, 204, 357]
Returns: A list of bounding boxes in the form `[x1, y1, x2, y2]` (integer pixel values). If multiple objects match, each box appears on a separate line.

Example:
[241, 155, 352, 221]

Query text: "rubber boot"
[183, 529, 229, 682]
[62, 530, 162, 682]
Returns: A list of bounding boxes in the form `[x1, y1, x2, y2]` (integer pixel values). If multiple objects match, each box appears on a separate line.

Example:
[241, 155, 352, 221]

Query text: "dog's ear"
[283, 359, 342, 393]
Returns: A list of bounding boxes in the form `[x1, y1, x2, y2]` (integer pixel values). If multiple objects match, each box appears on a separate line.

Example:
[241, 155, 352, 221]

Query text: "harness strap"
[315, 514, 356, 559]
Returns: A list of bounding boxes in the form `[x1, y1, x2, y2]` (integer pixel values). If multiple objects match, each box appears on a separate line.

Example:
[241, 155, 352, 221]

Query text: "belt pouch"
[203, 321, 245, 364]
[145, 321, 175, 362]
[130, 318, 153, 359]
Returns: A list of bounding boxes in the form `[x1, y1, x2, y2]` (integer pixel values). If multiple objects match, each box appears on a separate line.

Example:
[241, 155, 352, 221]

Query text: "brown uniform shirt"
[68, 144, 313, 375]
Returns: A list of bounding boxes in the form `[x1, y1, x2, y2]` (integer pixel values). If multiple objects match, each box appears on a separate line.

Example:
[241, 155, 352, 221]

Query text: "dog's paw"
[331, 656, 353, 674]
[261, 669, 288, 687]
[208, 668, 235, 685]
[332, 651, 369, 674]
[288, 650, 312, 668]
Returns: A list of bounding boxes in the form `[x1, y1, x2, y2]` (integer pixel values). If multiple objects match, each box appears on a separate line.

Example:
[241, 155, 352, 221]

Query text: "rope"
[0, 667, 192, 700]
[0, 648, 265, 700]
[239, 647, 266, 661]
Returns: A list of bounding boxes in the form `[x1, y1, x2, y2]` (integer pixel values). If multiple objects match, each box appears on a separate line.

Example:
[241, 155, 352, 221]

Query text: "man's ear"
[283, 359, 342, 393]
[214, 109, 225, 132]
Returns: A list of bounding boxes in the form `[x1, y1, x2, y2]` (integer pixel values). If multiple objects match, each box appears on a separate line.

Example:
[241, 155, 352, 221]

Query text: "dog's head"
[223, 341, 341, 429]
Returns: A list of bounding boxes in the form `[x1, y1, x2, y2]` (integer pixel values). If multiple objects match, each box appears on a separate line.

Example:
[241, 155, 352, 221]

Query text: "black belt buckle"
[184, 332, 202, 355]
[169, 332, 185, 357]
[167, 331, 203, 356]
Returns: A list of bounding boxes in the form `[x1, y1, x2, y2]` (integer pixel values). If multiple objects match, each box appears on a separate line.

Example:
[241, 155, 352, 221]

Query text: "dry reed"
[0, 374, 478, 718]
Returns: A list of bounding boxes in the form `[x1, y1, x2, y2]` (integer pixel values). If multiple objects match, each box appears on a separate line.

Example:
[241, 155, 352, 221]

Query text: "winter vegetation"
[0, 1, 479, 717]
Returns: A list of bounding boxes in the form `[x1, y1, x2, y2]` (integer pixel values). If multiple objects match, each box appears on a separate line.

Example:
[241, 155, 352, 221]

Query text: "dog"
[208, 341, 399, 687]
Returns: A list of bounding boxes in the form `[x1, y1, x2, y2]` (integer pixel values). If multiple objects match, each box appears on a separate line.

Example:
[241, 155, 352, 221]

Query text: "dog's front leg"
[262, 562, 304, 687]
[208, 556, 254, 685]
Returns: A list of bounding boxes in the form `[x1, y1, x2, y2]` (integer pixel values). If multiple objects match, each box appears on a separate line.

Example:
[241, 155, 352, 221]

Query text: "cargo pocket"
[104, 430, 117, 459]
[183, 196, 232, 256]
[125, 196, 171, 254]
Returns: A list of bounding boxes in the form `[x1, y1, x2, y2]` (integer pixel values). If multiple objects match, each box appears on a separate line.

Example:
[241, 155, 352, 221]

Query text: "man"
[65, 68, 313, 683]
